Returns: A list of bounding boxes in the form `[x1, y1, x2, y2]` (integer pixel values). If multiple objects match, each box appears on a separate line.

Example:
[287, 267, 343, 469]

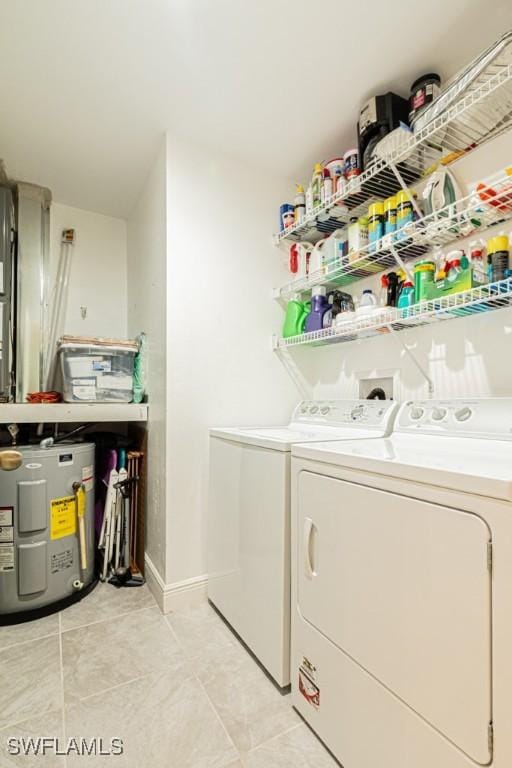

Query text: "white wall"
[282, 132, 512, 403]
[128, 120, 512, 592]
[126, 139, 168, 579]
[49, 202, 127, 337]
[164, 133, 299, 585]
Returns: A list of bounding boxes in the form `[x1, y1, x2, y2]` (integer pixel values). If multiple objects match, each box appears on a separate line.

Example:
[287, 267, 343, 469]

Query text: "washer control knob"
[455, 406, 472, 422]
[410, 406, 424, 421]
[410, 405, 425, 421]
[320, 406, 330, 415]
[309, 405, 319, 415]
[300, 405, 308, 414]
[350, 405, 364, 420]
[431, 407, 447, 421]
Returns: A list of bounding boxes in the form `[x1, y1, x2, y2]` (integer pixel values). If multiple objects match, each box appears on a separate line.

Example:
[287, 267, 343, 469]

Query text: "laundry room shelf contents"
[276, 169, 512, 299]
[274, 277, 512, 349]
[274, 52, 512, 246]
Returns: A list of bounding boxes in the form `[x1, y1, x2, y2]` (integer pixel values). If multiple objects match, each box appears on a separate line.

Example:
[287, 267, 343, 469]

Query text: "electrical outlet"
[358, 374, 395, 400]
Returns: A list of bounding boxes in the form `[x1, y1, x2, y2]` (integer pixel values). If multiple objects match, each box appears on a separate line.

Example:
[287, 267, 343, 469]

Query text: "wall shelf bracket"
[386, 323, 434, 396]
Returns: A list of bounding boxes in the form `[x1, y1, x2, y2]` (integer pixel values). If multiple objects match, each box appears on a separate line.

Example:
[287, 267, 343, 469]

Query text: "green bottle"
[283, 295, 309, 338]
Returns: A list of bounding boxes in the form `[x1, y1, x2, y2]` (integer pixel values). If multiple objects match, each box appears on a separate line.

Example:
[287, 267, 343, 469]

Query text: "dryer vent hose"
[366, 387, 387, 400]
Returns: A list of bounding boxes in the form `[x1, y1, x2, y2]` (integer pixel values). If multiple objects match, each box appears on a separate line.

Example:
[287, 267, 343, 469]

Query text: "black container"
[409, 73, 441, 126]
[357, 92, 410, 171]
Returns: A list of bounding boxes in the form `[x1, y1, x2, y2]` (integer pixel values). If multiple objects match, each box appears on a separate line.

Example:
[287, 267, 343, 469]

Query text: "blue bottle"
[397, 280, 415, 317]
[305, 286, 330, 332]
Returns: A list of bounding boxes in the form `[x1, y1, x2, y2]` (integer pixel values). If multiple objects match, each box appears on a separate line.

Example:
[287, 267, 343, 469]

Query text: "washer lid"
[210, 399, 399, 451]
[209, 424, 383, 452]
[292, 433, 512, 500]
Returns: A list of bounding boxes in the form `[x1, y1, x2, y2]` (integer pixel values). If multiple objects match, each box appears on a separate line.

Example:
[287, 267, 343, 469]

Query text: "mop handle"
[73, 482, 87, 571]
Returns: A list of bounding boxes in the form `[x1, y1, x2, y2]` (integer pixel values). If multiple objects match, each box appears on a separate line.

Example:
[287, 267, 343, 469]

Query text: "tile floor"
[0, 584, 337, 767]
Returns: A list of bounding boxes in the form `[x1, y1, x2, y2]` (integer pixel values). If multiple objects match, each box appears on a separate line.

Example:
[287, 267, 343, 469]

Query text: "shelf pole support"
[388, 243, 414, 281]
[388, 161, 423, 219]
[386, 324, 435, 396]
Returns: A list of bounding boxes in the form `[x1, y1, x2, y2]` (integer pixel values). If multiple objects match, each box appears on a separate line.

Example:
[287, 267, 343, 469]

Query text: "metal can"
[414, 260, 436, 303]
[344, 149, 361, 180]
[487, 235, 510, 282]
[384, 196, 397, 235]
[368, 202, 384, 253]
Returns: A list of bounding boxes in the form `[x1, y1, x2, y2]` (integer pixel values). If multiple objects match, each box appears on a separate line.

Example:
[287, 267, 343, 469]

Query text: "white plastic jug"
[297, 242, 314, 279]
[308, 238, 328, 277]
[327, 229, 347, 269]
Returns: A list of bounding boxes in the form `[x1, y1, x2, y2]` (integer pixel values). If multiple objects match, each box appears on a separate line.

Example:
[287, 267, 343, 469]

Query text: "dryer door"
[297, 471, 492, 765]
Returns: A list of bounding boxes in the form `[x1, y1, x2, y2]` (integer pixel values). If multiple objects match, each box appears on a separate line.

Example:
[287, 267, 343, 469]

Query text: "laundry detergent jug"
[305, 286, 330, 332]
[283, 295, 309, 338]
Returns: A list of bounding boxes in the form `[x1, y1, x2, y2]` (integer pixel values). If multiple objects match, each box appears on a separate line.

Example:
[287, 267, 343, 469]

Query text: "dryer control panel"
[291, 400, 398, 431]
[397, 399, 512, 440]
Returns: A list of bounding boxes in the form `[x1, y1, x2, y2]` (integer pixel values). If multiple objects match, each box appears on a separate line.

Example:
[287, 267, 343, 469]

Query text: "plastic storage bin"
[58, 338, 138, 403]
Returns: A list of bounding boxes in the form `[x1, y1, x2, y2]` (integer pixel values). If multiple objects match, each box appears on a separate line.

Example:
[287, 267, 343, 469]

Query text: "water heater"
[0, 442, 96, 622]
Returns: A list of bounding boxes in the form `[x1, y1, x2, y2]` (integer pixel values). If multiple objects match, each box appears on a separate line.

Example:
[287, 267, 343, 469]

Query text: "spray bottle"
[312, 164, 323, 209]
[469, 240, 487, 285]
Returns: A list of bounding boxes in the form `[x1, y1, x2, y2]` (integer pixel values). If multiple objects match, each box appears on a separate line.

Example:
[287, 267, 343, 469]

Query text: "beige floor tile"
[0, 709, 64, 768]
[65, 671, 239, 768]
[62, 606, 189, 703]
[0, 613, 59, 651]
[243, 724, 338, 767]
[199, 644, 299, 753]
[0, 636, 61, 729]
[60, 582, 155, 632]
[168, 602, 238, 660]
[170, 603, 299, 752]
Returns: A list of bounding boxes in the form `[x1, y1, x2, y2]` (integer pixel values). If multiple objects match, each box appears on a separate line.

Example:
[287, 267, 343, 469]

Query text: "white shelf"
[276, 169, 512, 299]
[0, 403, 148, 424]
[273, 58, 512, 246]
[274, 278, 512, 349]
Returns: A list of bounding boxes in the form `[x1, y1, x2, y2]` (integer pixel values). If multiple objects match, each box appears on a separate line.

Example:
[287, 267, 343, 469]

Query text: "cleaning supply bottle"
[446, 252, 463, 281]
[487, 234, 509, 282]
[368, 201, 384, 253]
[282, 295, 308, 338]
[305, 184, 314, 216]
[312, 164, 323, 209]
[386, 271, 400, 307]
[395, 189, 419, 241]
[384, 196, 397, 236]
[414, 260, 436, 302]
[358, 289, 377, 314]
[378, 274, 389, 306]
[322, 169, 333, 203]
[397, 280, 415, 314]
[305, 286, 330, 332]
[470, 240, 487, 285]
[294, 185, 306, 224]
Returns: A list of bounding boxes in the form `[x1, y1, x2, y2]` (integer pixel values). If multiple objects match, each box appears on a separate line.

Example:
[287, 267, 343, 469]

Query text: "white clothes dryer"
[291, 398, 512, 768]
[208, 399, 398, 687]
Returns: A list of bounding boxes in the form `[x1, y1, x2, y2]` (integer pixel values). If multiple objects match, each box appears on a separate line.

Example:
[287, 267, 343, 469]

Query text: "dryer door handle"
[303, 517, 316, 579]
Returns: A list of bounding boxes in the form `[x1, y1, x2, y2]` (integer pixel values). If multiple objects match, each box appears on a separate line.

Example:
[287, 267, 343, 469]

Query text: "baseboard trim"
[145, 555, 208, 614]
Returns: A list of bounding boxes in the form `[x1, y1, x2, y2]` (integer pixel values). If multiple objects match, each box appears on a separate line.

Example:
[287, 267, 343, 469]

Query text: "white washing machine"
[208, 399, 398, 687]
[291, 398, 512, 768]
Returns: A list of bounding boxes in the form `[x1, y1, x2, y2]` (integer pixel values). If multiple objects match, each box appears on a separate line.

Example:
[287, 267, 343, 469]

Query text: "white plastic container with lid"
[58, 337, 138, 403]
[359, 289, 377, 308]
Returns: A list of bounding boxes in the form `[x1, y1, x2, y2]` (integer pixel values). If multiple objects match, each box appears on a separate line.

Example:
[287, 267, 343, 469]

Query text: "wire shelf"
[276, 169, 512, 299]
[273, 59, 512, 247]
[275, 278, 512, 349]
